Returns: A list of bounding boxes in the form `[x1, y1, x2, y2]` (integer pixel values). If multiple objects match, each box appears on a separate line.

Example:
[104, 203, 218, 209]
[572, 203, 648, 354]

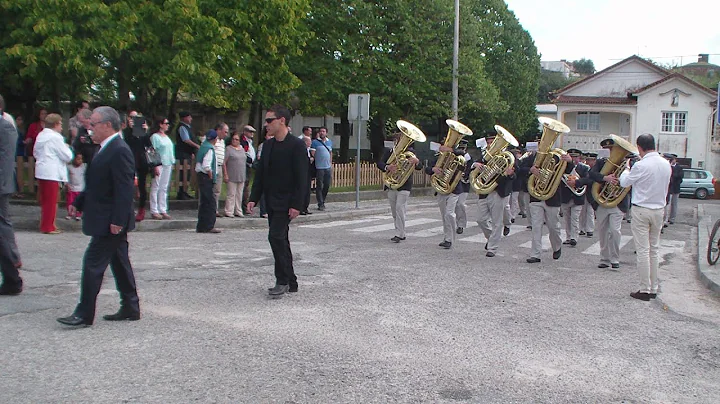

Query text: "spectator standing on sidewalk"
[301, 135, 314, 215]
[0, 95, 23, 295]
[149, 117, 175, 220]
[239, 125, 256, 214]
[175, 111, 199, 200]
[212, 122, 228, 217]
[222, 132, 247, 217]
[195, 130, 221, 233]
[24, 107, 47, 156]
[65, 153, 86, 221]
[73, 109, 99, 164]
[311, 126, 332, 211]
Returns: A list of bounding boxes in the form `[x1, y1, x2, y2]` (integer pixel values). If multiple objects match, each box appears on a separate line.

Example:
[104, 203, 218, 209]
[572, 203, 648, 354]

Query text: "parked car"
[680, 168, 715, 199]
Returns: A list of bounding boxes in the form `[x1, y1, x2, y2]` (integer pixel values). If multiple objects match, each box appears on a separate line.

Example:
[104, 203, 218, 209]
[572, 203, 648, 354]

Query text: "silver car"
[680, 168, 716, 199]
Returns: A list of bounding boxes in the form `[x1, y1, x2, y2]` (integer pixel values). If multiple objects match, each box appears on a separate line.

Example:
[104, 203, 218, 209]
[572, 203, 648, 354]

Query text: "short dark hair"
[75, 100, 89, 111]
[319, 126, 328, 131]
[302, 126, 311, 132]
[636, 134, 655, 152]
[214, 122, 228, 131]
[268, 104, 291, 126]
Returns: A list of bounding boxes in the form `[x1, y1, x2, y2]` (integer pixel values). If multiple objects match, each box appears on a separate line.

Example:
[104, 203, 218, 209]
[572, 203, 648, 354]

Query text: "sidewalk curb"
[696, 204, 720, 297]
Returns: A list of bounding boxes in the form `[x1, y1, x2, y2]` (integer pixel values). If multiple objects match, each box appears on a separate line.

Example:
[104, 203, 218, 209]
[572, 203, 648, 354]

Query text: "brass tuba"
[431, 119, 473, 194]
[382, 120, 427, 190]
[527, 117, 571, 200]
[470, 125, 519, 195]
[591, 134, 638, 208]
[562, 167, 587, 197]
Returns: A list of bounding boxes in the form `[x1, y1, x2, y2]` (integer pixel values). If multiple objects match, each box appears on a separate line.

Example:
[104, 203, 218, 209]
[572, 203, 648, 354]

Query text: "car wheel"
[696, 188, 708, 200]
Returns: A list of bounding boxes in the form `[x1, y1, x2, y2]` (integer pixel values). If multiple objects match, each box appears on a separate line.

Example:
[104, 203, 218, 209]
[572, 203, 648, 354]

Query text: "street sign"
[348, 93, 370, 121]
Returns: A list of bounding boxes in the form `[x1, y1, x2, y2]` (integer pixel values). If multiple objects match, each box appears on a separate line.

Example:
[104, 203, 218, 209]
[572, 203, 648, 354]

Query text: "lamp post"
[452, 0, 459, 120]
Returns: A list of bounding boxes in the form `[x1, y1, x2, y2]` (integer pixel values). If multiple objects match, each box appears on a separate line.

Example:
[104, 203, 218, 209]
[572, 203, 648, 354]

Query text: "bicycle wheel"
[707, 219, 720, 265]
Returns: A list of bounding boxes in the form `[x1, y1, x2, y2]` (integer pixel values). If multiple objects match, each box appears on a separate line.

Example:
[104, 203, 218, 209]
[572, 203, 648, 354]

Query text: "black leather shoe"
[526, 257, 541, 263]
[649, 293, 657, 299]
[663, 223, 668, 228]
[484, 242, 488, 250]
[103, 309, 140, 321]
[521, 214, 526, 218]
[486, 252, 495, 257]
[289, 284, 299, 293]
[562, 240, 571, 245]
[668, 221, 674, 225]
[569, 239, 577, 247]
[439, 240, 452, 249]
[268, 284, 289, 296]
[586, 232, 593, 237]
[511, 218, 515, 224]
[526, 225, 532, 230]
[0, 284, 22, 296]
[391, 236, 406, 243]
[579, 231, 586, 236]
[611, 263, 620, 269]
[598, 263, 610, 268]
[57, 315, 91, 327]
[456, 227, 464, 234]
[503, 226, 510, 236]
[630, 290, 652, 301]
[553, 248, 562, 260]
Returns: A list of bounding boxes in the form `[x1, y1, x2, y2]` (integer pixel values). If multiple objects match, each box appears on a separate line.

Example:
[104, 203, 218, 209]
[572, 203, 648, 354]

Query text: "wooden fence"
[13, 158, 432, 196]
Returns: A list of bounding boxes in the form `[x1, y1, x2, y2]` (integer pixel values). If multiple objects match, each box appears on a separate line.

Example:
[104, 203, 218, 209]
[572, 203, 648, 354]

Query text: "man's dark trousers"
[315, 168, 331, 208]
[0, 194, 22, 288]
[267, 210, 297, 287]
[74, 232, 138, 323]
[177, 152, 193, 197]
[303, 164, 313, 212]
[196, 172, 216, 232]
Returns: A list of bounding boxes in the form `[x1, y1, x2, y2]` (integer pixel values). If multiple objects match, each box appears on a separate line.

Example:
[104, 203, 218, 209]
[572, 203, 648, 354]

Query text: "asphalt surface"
[2, 196, 720, 403]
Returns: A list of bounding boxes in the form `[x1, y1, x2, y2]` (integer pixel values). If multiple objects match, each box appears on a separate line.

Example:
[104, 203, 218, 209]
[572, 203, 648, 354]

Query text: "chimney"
[699, 54, 709, 63]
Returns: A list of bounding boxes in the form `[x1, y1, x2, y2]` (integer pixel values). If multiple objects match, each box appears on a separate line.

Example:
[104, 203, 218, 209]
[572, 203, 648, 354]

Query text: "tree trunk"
[339, 112, 350, 163]
[117, 55, 131, 112]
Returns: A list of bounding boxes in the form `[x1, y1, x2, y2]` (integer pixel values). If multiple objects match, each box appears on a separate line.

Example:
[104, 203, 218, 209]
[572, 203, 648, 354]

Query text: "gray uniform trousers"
[580, 200, 595, 233]
[455, 192, 468, 228]
[664, 193, 679, 224]
[529, 201, 562, 259]
[561, 202, 582, 241]
[596, 206, 623, 265]
[0, 194, 22, 284]
[476, 192, 508, 253]
[510, 191, 521, 217]
[437, 193, 460, 244]
[503, 199, 512, 226]
[388, 189, 410, 238]
[521, 191, 532, 222]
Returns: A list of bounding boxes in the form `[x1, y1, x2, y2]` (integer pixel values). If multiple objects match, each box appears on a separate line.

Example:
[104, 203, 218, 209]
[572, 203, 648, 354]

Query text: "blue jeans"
[315, 168, 332, 207]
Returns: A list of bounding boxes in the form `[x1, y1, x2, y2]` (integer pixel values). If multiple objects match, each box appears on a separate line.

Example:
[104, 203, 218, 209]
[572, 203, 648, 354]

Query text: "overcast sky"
[504, 0, 720, 70]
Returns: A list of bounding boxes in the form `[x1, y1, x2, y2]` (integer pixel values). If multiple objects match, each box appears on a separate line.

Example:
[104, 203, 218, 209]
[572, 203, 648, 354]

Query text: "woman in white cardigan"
[33, 113, 73, 234]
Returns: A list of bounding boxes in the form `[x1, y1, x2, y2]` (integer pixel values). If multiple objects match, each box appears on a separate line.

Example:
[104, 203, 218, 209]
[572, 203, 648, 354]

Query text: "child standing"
[66, 154, 86, 220]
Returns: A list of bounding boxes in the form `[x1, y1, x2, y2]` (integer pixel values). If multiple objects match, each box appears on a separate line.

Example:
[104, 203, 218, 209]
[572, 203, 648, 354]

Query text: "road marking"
[518, 229, 568, 250]
[351, 218, 439, 233]
[407, 223, 478, 238]
[458, 224, 528, 243]
[300, 216, 387, 229]
[582, 235, 634, 256]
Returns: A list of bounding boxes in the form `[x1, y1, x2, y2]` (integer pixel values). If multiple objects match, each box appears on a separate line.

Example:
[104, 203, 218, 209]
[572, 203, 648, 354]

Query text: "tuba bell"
[527, 117, 571, 200]
[591, 134, 638, 208]
[382, 120, 427, 190]
[431, 119, 473, 195]
[562, 167, 587, 197]
[469, 125, 518, 195]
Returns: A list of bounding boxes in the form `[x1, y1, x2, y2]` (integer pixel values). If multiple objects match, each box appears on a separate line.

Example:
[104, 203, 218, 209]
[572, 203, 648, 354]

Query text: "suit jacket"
[576, 157, 630, 213]
[670, 165, 684, 194]
[0, 118, 18, 195]
[73, 135, 136, 236]
[249, 135, 308, 212]
[561, 162, 590, 205]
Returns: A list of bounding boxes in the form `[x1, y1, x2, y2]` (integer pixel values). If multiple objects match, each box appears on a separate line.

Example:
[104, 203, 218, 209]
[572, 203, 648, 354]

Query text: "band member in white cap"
[560, 148, 589, 247]
[579, 152, 597, 237]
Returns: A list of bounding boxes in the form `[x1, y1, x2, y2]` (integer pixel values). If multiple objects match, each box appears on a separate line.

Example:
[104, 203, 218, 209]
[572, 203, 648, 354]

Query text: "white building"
[552, 55, 718, 173]
[541, 60, 576, 79]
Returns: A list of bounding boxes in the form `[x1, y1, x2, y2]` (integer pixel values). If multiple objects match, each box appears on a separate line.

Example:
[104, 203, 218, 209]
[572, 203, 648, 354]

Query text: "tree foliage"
[572, 58, 595, 75]
[538, 70, 575, 103]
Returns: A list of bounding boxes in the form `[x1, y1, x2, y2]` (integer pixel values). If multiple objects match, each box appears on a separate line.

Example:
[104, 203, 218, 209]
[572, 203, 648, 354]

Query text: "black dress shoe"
[57, 315, 91, 327]
[562, 240, 571, 245]
[579, 231, 586, 236]
[649, 293, 657, 299]
[526, 225, 532, 230]
[103, 309, 140, 321]
[0, 284, 22, 296]
[611, 263, 620, 269]
[668, 221, 674, 225]
[630, 290, 652, 301]
[390, 236, 406, 243]
[569, 239, 577, 247]
[553, 248, 562, 260]
[503, 226, 510, 236]
[526, 257, 541, 263]
[484, 242, 488, 250]
[663, 223, 668, 228]
[456, 227, 464, 234]
[511, 218, 515, 223]
[486, 251, 495, 257]
[289, 284, 299, 293]
[521, 213, 527, 218]
[586, 232, 593, 237]
[268, 284, 289, 296]
[439, 240, 452, 249]
[598, 263, 610, 268]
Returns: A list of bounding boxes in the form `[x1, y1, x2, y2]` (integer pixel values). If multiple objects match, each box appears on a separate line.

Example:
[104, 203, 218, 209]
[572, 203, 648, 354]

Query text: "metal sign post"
[348, 93, 370, 208]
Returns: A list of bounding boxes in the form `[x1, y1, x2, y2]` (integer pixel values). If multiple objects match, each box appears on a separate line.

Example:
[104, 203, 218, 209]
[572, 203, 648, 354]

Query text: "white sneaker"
[65, 216, 72, 220]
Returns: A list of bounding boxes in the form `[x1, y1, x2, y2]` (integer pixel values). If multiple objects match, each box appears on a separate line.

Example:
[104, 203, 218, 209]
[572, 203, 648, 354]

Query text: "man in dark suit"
[0, 94, 23, 295]
[57, 106, 140, 327]
[247, 105, 308, 297]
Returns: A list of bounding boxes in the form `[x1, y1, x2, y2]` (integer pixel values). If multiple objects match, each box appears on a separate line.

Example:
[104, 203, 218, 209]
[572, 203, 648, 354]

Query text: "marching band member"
[579, 152, 597, 237]
[518, 151, 573, 263]
[509, 147, 525, 220]
[426, 143, 469, 249]
[455, 139, 471, 234]
[377, 132, 423, 243]
[516, 148, 533, 229]
[571, 140, 627, 269]
[560, 149, 589, 247]
[474, 157, 516, 257]
[481, 132, 512, 236]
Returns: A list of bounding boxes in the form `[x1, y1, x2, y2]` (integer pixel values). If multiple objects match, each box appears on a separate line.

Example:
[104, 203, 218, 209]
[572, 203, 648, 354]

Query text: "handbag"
[144, 146, 162, 167]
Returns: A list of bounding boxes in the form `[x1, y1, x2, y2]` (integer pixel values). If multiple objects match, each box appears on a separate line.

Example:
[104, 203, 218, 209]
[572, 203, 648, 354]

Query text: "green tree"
[572, 58, 595, 75]
[538, 69, 574, 103]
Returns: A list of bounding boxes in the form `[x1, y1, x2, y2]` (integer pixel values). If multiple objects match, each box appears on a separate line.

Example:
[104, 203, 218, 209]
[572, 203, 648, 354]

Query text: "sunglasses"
[265, 117, 279, 124]
[161, 121, 170, 125]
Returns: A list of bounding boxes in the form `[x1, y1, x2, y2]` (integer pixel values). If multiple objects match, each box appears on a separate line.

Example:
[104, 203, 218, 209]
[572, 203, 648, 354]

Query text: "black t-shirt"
[268, 137, 296, 196]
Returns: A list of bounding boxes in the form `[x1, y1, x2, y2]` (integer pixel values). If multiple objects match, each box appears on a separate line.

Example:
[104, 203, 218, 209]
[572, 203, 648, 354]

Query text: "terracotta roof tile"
[553, 96, 636, 105]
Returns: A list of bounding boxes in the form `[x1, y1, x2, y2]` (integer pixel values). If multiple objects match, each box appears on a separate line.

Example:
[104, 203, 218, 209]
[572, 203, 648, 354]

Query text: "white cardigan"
[34, 128, 73, 182]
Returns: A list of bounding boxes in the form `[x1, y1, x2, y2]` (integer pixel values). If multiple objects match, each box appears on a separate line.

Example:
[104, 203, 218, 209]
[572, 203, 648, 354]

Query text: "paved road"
[2, 197, 720, 402]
